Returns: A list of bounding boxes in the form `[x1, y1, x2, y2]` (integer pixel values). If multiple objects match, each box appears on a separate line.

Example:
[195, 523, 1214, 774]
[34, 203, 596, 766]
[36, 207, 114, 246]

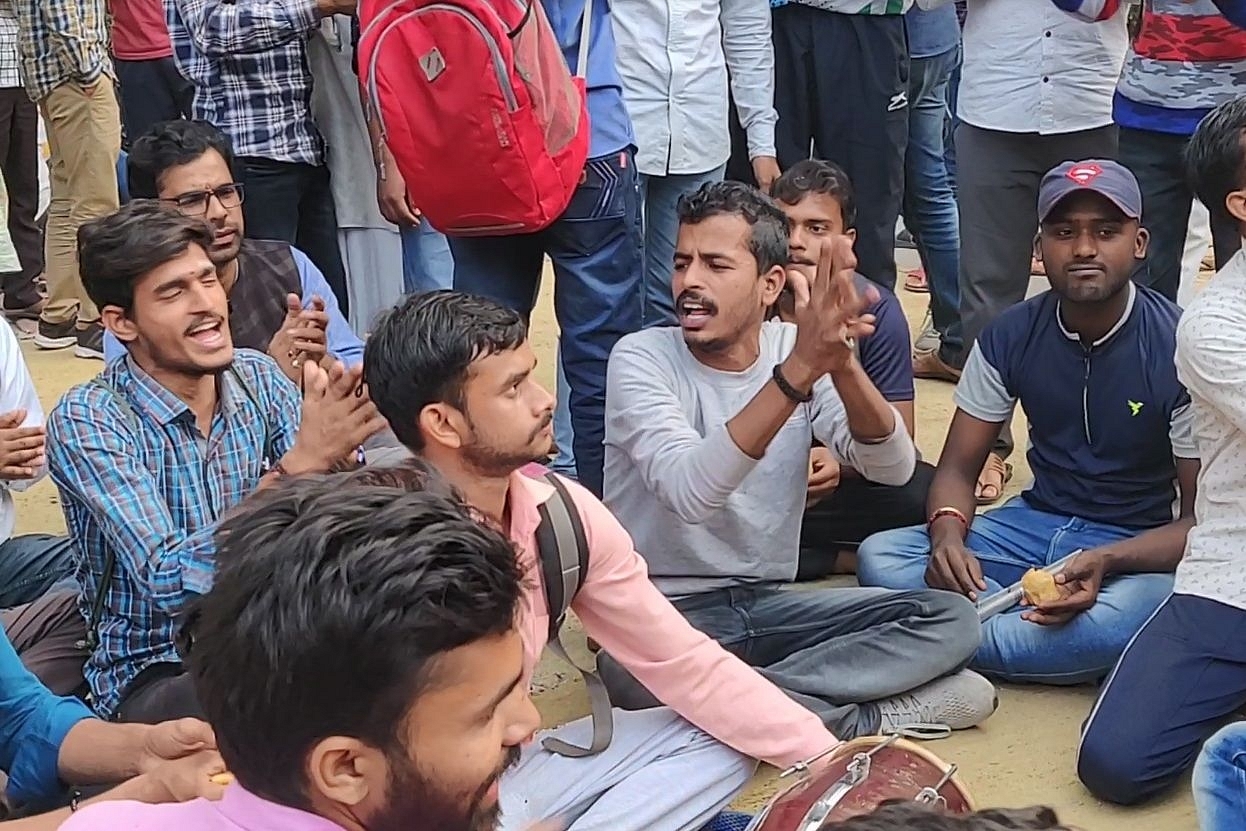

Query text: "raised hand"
[286, 360, 388, 473]
[267, 294, 330, 383]
[787, 235, 879, 377]
[0, 409, 44, 479]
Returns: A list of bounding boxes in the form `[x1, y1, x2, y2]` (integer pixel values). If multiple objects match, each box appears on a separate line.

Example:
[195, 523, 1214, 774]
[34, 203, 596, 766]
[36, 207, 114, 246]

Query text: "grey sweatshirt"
[603, 321, 917, 597]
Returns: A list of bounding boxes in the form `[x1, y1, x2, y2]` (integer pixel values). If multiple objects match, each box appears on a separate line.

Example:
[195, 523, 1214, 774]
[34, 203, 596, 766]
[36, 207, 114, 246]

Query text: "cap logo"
[1066, 163, 1103, 186]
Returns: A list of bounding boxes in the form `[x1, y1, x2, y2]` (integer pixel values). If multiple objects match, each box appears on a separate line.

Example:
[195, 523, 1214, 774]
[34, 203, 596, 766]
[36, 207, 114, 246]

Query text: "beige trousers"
[39, 79, 121, 326]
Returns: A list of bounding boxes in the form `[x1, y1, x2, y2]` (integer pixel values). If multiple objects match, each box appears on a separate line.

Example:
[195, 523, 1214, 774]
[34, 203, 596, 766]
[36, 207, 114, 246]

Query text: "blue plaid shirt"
[47, 351, 301, 717]
[166, 0, 325, 164]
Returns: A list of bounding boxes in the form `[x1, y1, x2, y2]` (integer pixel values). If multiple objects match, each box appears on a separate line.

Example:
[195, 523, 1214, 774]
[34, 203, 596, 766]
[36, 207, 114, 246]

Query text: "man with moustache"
[596, 181, 992, 737]
[47, 201, 387, 725]
[110, 120, 362, 381]
[857, 160, 1198, 687]
[58, 470, 545, 831]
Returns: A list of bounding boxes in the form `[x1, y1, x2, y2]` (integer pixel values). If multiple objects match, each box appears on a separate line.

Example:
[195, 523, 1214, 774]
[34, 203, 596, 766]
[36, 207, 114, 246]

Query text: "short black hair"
[364, 291, 527, 452]
[185, 465, 523, 811]
[78, 200, 215, 313]
[1186, 97, 1246, 228]
[127, 119, 237, 199]
[823, 803, 1071, 830]
[769, 159, 858, 229]
[676, 181, 790, 274]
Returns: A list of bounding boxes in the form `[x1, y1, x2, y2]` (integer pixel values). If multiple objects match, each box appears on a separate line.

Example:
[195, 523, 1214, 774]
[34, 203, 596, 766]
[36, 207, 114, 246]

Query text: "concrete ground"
[15, 248, 1197, 828]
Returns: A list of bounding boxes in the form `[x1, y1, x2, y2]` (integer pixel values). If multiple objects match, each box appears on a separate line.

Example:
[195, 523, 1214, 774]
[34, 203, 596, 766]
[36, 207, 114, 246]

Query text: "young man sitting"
[364, 291, 850, 828]
[109, 120, 363, 381]
[47, 201, 386, 725]
[857, 160, 1197, 687]
[769, 160, 933, 578]
[1076, 100, 1246, 807]
[598, 181, 993, 739]
[60, 471, 551, 831]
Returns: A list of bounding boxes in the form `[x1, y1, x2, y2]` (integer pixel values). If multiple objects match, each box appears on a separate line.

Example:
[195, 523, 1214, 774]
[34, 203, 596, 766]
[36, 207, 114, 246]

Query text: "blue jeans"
[550, 348, 576, 477]
[1079, 594, 1246, 805]
[1196, 722, 1246, 830]
[400, 221, 455, 294]
[450, 151, 644, 496]
[0, 534, 76, 609]
[856, 497, 1174, 684]
[639, 166, 724, 327]
[903, 45, 961, 353]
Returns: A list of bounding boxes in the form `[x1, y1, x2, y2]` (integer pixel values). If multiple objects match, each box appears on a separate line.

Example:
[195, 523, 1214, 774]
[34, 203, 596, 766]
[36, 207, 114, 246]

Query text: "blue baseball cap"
[1038, 160, 1143, 222]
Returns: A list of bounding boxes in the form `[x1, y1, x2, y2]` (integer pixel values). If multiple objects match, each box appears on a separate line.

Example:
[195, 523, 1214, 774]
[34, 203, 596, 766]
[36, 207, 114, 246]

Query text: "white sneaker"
[874, 669, 998, 733]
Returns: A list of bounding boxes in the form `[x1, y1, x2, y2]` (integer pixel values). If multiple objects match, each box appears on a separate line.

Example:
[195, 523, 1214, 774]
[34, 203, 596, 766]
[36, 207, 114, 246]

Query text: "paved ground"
[17, 251, 1197, 827]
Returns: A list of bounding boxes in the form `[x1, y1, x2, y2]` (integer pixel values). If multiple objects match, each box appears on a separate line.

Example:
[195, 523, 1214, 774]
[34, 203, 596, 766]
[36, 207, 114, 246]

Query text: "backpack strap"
[576, 0, 592, 79]
[534, 472, 613, 758]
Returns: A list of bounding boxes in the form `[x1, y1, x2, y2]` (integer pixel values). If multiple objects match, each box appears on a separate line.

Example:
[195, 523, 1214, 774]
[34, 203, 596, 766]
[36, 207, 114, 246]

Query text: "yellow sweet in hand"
[209, 772, 235, 786]
[1021, 569, 1061, 605]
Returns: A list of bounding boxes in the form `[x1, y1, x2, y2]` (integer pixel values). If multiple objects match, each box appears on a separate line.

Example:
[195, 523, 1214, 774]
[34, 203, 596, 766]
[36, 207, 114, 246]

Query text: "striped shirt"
[47, 351, 301, 717]
[5, 0, 112, 102]
[166, 0, 325, 164]
[1054, 0, 1246, 136]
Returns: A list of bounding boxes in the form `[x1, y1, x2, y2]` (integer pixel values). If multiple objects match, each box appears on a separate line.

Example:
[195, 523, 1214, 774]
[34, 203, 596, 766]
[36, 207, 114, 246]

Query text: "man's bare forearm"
[1097, 518, 1194, 576]
[57, 721, 152, 784]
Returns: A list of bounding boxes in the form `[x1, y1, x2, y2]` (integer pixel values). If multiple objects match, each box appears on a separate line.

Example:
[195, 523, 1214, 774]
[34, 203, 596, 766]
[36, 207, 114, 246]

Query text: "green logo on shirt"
[1128, 400, 1144, 417]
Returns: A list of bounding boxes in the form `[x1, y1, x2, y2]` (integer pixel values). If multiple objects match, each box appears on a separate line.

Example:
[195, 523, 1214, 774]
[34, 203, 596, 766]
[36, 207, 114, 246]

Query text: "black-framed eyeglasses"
[165, 183, 246, 216]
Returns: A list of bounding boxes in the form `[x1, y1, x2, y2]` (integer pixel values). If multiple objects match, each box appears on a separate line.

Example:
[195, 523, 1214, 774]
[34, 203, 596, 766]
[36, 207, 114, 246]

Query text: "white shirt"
[0, 322, 45, 543]
[958, 0, 1128, 135]
[603, 322, 915, 597]
[1174, 249, 1246, 611]
[613, 0, 776, 176]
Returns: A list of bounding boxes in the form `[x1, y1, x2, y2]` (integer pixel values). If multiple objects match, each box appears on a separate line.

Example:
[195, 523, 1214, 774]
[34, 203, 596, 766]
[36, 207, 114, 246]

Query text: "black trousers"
[0, 88, 43, 306]
[797, 460, 935, 580]
[238, 156, 349, 316]
[771, 5, 908, 290]
[1119, 126, 1241, 302]
[116, 662, 204, 724]
[115, 57, 193, 149]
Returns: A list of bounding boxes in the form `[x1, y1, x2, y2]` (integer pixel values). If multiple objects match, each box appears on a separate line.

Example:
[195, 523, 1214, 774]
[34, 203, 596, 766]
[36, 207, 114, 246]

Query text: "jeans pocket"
[557, 153, 638, 257]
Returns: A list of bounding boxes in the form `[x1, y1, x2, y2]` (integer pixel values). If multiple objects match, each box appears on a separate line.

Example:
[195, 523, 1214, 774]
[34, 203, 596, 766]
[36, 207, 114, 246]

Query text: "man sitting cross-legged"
[59, 469, 552, 831]
[363, 291, 854, 830]
[47, 201, 386, 725]
[1076, 99, 1246, 808]
[597, 180, 993, 739]
[106, 120, 363, 381]
[857, 160, 1197, 686]
[769, 161, 934, 579]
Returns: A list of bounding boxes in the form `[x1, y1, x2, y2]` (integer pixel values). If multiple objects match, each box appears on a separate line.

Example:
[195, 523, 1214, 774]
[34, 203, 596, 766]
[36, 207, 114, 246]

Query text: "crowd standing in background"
[0, 0, 1236, 829]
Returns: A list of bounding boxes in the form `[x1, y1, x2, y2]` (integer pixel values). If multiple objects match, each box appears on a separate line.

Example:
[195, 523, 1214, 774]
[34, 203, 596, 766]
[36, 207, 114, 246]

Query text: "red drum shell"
[748, 736, 975, 831]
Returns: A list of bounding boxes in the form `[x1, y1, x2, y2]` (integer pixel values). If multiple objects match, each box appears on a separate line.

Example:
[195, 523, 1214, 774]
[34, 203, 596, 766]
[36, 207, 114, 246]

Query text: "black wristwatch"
[772, 363, 813, 403]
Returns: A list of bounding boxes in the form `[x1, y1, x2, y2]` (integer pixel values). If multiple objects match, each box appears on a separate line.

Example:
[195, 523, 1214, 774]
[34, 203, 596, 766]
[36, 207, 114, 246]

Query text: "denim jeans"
[596, 585, 979, 739]
[450, 150, 644, 496]
[639, 166, 724, 327]
[550, 348, 577, 477]
[857, 497, 1174, 684]
[903, 45, 961, 354]
[400, 221, 455, 294]
[0, 534, 76, 610]
[1196, 722, 1246, 830]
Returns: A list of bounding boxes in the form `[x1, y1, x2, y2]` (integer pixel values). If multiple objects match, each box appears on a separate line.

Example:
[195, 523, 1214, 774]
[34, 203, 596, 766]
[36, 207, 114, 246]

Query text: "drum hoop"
[829, 735, 976, 811]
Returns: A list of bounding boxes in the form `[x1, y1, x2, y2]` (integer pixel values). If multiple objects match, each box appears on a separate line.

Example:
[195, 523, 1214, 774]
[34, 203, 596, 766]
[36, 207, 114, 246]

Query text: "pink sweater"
[507, 470, 836, 768]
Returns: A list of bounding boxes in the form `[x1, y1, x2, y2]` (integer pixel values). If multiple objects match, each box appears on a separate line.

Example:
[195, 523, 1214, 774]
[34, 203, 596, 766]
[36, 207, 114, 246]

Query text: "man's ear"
[1134, 226, 1150, 259]
[760, 264, 787, 308]
[846, 228, 857, 245]
[418, 402, 470, 452]
[1226, 189, 1246, 227]
[1032, 232, 1043, 264]
[306, 736, 379, 810]
[101, 305, 137, 345]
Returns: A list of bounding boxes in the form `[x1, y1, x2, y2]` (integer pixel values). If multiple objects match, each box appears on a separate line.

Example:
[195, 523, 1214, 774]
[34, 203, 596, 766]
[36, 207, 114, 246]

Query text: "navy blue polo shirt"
[857, 275, 914, 403]
[954, 283, 1196, 530]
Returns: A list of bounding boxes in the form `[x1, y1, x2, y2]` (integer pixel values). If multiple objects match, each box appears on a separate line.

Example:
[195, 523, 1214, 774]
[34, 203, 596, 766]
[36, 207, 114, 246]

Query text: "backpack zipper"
[366, 3, 519, 142]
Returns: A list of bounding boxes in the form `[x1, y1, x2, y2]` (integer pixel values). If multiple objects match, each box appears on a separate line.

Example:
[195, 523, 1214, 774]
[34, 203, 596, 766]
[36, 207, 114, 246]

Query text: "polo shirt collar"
[214, 784, 345, 831]
[1056, 280, 1137, 348]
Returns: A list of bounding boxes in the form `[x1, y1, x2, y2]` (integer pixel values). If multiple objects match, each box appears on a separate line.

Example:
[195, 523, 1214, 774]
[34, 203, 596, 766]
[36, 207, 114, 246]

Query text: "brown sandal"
[975, 452, 1013, 506]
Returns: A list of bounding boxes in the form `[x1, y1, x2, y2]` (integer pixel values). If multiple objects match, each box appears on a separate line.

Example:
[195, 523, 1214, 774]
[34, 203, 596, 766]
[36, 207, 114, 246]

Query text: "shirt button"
[1042, 76, 1050, 82]
[1045, 30, 1052, 36]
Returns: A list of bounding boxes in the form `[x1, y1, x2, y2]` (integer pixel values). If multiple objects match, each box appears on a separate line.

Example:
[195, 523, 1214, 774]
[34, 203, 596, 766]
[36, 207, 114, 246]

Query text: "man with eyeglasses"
[110, 120, 362, 382]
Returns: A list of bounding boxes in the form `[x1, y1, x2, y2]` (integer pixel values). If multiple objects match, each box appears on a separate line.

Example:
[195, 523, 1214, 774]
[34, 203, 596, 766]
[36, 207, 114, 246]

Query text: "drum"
[746, 734, 975, 831]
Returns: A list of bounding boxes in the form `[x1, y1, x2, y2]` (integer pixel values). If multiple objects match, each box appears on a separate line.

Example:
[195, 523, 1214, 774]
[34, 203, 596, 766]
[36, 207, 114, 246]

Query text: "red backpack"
[358, 0, 592, 236]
